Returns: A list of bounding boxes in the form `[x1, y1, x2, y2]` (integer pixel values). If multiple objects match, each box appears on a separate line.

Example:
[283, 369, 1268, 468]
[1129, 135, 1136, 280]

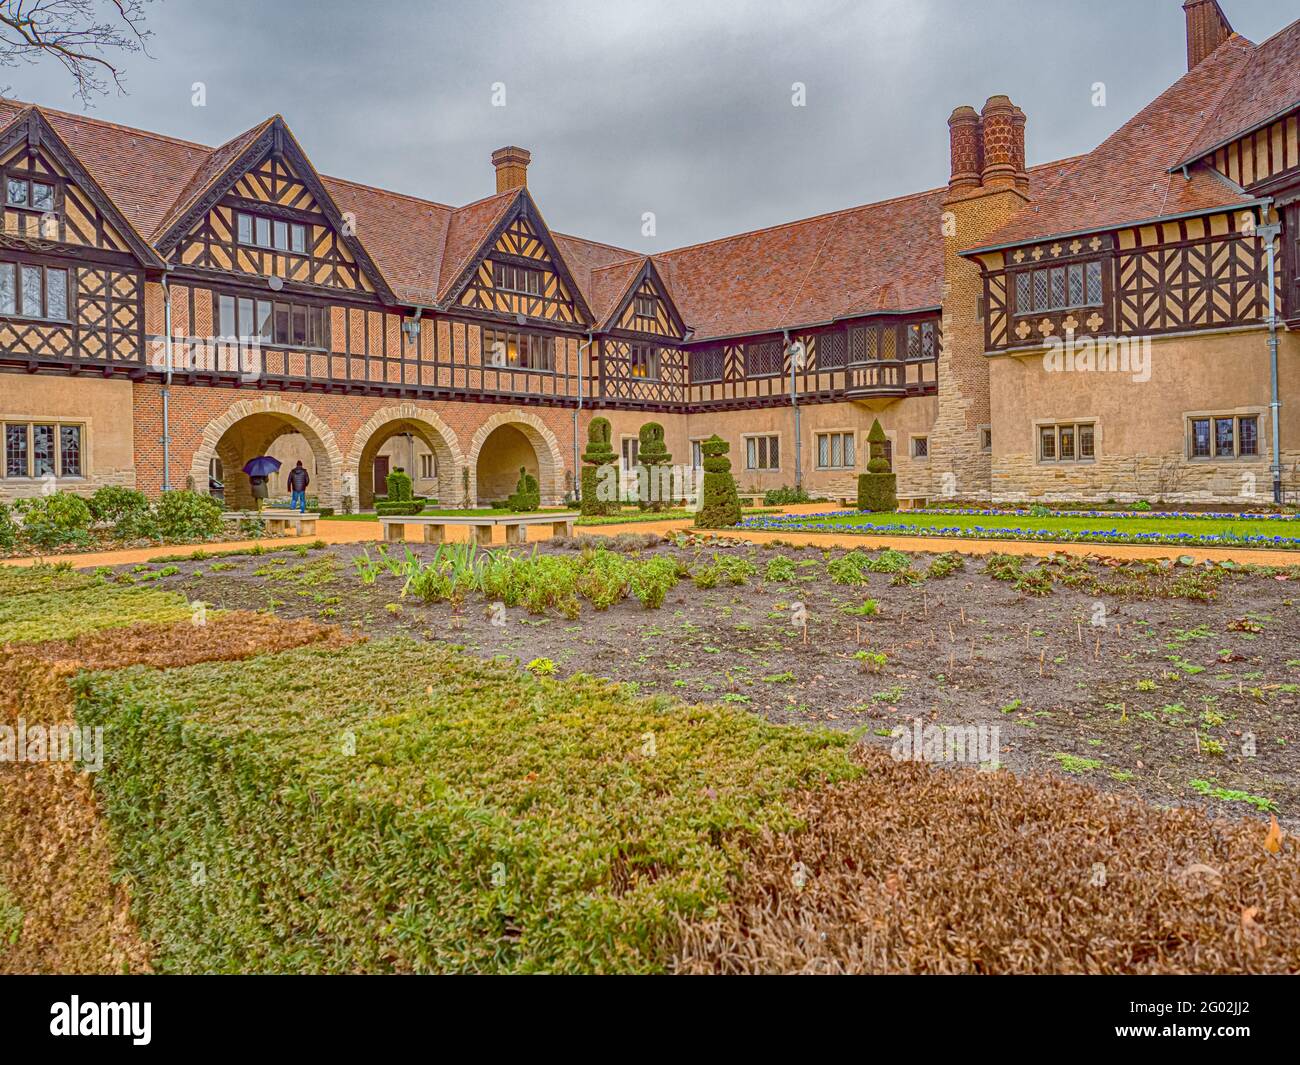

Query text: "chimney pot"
[948, 106, 983, 193]
[491, 145, 531, 193]
[1183, 0, 1233, 70]
[980, 96, 1020, 189]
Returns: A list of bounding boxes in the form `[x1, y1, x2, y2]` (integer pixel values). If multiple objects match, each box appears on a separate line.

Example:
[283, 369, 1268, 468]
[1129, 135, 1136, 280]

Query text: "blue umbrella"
[242, 455, 282, 477]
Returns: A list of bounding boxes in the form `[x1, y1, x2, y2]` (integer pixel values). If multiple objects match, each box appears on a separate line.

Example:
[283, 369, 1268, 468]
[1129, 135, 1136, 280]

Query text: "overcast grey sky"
[5, 0, 1295, 252]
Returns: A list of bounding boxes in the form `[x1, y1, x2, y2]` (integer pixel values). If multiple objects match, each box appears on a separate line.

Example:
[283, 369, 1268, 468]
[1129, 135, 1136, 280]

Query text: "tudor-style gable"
[154, 117, 394, 301]
[605, 259, 686, 339]
[445, 192, 593, 327]
[0, 108, 159, 265]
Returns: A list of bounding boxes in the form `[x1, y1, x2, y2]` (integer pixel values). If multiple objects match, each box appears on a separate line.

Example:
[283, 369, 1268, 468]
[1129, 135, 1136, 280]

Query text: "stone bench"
[260, 509, 320, 536]
[378, 512, 579, 545]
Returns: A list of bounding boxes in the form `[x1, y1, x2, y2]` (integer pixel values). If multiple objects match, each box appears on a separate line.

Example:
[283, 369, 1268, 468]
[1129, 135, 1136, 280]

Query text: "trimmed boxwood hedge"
[76, 638, 856, 973]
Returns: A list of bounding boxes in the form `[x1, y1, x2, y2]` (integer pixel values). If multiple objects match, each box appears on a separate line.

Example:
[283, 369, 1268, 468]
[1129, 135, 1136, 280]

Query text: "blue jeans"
[291, 490, 307, 512]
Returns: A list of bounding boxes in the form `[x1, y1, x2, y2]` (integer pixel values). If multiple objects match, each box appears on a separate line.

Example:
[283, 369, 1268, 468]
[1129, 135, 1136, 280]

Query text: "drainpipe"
[1257, 218, 1283, 504]
[785, 329, 802, 491]
[573, 332, 594, 504]
[161, 272, 174, 492]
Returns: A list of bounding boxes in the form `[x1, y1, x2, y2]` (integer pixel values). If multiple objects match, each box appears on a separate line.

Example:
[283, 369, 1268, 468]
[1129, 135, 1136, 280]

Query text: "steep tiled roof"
[152, 118, 274, 242]
[1176, 18, 1300, 167]
[434, 189, 518, 299]
[970, 34, 1261, 254]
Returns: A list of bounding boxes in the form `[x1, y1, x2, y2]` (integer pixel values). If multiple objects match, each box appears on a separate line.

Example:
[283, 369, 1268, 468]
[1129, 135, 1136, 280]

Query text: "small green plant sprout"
[764, 555, 797, 582]
[925, 552, 965, 580]
[999, 699, 1023, 714]
[384, 602, 403, 615]
[853, 649, 887, 674]
[1136, 679, 1157, 692]
[1201, 708, 1225, 728]
[1053, 753, 1102, 774]
[525, 657, 557, 677]
[1197, 734, 1226, 757]
[761, 671, 797, 684]
[841, 599, 879, 617]
[1188, 779, 1276, 811]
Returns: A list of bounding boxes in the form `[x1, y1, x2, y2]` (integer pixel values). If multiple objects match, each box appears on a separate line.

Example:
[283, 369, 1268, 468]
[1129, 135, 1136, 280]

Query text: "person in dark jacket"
[287, 460, 310, 513]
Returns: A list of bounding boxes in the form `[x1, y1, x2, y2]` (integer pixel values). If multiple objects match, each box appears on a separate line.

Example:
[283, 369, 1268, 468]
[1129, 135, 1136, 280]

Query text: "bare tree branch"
[0, 0, 155, 106]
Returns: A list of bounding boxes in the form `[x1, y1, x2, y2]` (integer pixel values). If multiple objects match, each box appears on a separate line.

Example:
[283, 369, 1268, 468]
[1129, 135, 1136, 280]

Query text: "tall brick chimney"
[947, 106, 983, 193]
[980, 95, 1022, 190]
[491, 146, 531, 193]
[1183, 0, 1233, 70]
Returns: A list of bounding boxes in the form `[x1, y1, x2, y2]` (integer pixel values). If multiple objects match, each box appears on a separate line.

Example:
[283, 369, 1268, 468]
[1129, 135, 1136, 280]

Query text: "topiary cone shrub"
[694, 435, 742, 528]
[581, 416, 619, 516]
[636, 422, 672, 511]
[857, 419, 897, 513]
[506, 466, 541, 512]
[386, 467, 414, 503]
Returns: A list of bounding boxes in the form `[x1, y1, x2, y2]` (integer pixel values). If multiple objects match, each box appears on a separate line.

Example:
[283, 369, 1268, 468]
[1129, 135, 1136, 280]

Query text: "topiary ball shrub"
[506, 466, 541, 513]
[694, 435, 741, 528]
[581, 416, 619, 517]
[386, 467, 414, 503]
[635, 422, 672, 512]
[154, 490, 224, 542]
[857, 419, 898, 513]
[14, 492, 94, 550]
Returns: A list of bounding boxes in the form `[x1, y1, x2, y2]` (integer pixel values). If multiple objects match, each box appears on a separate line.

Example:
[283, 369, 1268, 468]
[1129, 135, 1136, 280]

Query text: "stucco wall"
[0, 376, 136, 503]
[989, 326, 1300, 503]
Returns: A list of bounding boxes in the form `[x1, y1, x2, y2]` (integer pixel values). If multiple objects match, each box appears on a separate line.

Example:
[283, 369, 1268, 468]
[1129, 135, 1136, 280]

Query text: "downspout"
[1258, 216, 1283, 504]
[785, 329, 802, 491]
[573, 332, 594, 504]
[161, 271, 174, 492]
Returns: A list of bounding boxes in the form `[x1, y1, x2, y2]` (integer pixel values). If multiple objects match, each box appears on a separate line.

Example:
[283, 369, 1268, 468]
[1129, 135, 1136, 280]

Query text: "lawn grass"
[77, 637, 858, 973]
[742, 509, 1300, 547]
[0, 585, 198, 645]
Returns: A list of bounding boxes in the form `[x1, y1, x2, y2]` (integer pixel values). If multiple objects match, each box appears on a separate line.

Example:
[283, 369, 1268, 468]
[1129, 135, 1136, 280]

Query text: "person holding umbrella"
[242, 455, 282, 512]
[287, 460, 310, 513]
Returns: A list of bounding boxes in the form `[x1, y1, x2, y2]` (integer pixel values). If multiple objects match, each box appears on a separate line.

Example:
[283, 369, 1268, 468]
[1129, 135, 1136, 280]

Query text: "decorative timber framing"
[601, 257, 687, 340]
[151, 116, 396, 304]
[0, 107, 163, 269]
[440, 189, 596, 328]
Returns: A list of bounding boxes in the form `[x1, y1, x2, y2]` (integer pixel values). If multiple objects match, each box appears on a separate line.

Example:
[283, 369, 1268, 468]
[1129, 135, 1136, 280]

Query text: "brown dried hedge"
[676, 748, 1300, 974]
[0, 611, 356, 975]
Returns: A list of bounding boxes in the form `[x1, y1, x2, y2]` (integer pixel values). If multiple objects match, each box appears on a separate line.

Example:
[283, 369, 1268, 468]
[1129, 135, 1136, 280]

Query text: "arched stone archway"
[346, 403, 466, 508]
[190, 397, 344, 509]
[467, 410, 566, 507]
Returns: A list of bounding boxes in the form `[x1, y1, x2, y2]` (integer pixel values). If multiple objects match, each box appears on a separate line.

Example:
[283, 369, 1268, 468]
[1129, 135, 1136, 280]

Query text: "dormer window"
[634, 294, 657, 319]
[236, 211, 307, 254]
[493, 261, 543, 296]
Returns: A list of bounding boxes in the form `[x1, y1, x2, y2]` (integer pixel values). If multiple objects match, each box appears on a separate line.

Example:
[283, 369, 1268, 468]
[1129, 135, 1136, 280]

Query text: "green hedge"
[77, 639, 856, 973]
[375, 501, 425, 516]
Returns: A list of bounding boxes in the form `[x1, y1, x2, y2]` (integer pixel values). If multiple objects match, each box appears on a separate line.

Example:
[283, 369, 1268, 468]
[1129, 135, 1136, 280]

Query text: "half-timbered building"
[1, 0, 1297, 510]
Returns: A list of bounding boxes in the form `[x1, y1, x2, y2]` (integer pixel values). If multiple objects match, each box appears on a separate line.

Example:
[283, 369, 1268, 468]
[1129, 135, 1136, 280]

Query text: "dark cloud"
[6, 0, 1292, 251]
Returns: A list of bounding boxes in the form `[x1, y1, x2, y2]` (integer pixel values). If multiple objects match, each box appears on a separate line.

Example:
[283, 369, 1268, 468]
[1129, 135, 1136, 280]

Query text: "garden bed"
[128, 538, 1300, 824]
[5, 550, 1299, 974]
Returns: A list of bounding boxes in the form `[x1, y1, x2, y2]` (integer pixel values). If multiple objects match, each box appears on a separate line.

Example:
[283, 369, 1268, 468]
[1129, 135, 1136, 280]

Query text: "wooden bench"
[260, 509, 320, 536]
[378, 512, 579, 545]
